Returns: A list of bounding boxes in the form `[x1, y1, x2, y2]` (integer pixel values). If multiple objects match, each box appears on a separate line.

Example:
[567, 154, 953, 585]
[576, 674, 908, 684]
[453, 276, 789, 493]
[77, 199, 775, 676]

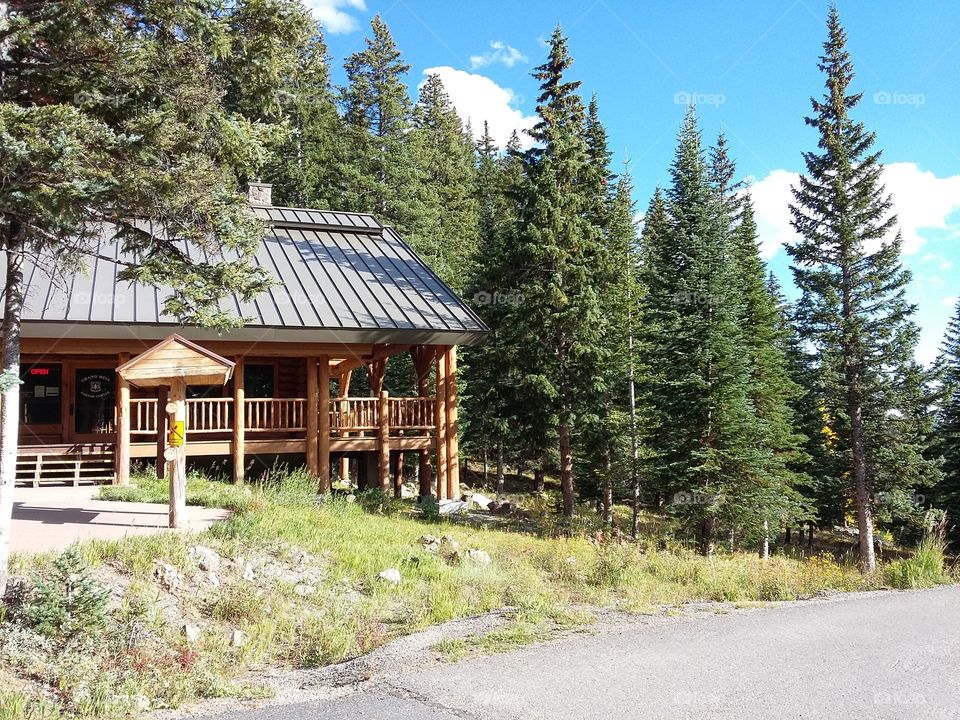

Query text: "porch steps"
[16, 446, 116, 487]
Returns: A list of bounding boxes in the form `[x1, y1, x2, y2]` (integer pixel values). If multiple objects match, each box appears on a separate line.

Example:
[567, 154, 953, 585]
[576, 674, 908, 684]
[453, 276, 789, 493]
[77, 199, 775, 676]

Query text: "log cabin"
[9, 183, 486, 498]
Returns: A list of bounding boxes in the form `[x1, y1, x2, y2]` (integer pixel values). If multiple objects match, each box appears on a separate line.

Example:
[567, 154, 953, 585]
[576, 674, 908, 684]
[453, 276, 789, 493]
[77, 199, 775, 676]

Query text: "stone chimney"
[247, 181, 273, 207]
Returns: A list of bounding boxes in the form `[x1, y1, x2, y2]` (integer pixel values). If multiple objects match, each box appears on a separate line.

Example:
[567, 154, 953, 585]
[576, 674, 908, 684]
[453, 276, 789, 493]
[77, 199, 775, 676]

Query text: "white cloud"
[422, 66, 536, 148]
[469, 41, 528, 69]
[922, 253, 953, 271]
[749, 163, 960, 259]
[943, 296, 958, 308]
[306, 0, 366, 34]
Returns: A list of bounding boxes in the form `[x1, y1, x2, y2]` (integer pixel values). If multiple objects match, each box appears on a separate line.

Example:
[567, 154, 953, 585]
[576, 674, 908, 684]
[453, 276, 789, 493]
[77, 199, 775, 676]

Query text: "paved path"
[219, 586, 960, 720]
[10, 486, 231, 553]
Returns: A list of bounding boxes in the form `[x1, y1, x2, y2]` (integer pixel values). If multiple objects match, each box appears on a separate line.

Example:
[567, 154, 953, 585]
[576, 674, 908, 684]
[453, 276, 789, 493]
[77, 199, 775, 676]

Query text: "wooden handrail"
[245, 397, 306, 432]
[129, 395, 435, 436]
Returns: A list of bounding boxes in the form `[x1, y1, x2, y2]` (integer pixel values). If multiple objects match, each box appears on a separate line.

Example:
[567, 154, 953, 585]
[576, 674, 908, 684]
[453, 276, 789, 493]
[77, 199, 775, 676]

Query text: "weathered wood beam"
[338, 370, 352, 483]
[115, 352, 131, 486]
[434, 347, 448, 501]
[445, 346, 459, 500]
[318, 356, 331, 493]
[168, 378, 187, 528]
[305, 357, 319, 476]
[155, 386, 167, 479]
[411, 346, 433, 499]
[378, 390, 390, 492]
[232, 358, 245, 484]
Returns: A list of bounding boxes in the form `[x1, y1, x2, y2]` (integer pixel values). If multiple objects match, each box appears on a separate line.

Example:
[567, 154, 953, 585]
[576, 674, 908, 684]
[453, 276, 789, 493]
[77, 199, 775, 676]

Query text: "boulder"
[153, 562, 181, 591]
[189, 545, 221, 571]
[183, 624, 201, 643]
[465, 549, 492, 566]
[420, 535, 440, 554]
[491, 501, 513, 516]
[242, 563, 256, 582]
[294, 584, 317, 596]
[230, 630, 249, 648]
[377, 568, 402, 585]
[438, 499, 469, 516]
[439, 534, 460, 552]
[467, 492, 493, 510]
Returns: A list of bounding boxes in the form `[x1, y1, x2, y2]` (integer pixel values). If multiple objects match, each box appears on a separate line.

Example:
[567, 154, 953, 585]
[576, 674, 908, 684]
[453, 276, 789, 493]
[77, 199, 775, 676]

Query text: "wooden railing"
[387, 396, 435, 430]
[130, 399, 158, 435]
[129, 395, 434, 436]
[245, 398, 306, 432]
[187, 397, 233, 433]
[330, 397, 379, 432]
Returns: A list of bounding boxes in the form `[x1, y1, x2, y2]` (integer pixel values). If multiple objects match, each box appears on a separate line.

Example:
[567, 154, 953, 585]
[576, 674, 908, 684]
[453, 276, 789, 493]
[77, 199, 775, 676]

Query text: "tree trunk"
[785, 526, 791, 545]
[698, 516, 716, 557]
[559, 421, 574, 518]
[0, 223, 24, 597]
[495, 441, 505, 497]
[601, 445, 613, 525]
[482, 447, 488, 485]
[534, 466, 545, 493]
[807, 522, 814, 548]
[761, 520, 770, 560]
[848, 374, 877, 573]
[628, 304, 640, 538]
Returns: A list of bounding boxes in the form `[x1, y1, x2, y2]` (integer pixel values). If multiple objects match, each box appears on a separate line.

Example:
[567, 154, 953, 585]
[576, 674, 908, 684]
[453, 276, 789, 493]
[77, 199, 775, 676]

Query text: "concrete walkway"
[10, 485, 231, 554]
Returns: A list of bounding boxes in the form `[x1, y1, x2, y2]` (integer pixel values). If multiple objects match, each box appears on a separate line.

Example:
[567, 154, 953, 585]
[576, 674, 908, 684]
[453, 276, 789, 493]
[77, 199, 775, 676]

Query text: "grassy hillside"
[0, 470, 951, 718]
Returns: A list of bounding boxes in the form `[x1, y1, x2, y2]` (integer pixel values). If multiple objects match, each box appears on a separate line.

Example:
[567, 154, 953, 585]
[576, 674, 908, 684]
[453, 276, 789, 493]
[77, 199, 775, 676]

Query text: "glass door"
[74, 368, 116, 436]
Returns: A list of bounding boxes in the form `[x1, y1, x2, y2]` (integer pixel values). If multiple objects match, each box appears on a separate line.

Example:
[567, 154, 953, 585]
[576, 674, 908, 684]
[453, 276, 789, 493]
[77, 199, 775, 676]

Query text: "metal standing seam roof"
[12, 206, 488, 346]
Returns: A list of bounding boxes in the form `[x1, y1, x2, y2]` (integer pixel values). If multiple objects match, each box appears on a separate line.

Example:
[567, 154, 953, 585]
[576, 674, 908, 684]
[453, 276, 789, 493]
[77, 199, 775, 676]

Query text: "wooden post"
[338, 370, 352, 483]
[156, 385, 167, 480]
[232, 358, 245, 484]
[318, 356, 330, 492]
[167, 378, 187, 529]
[393, 451, 404, 499]
[434, 348, 448, 501]
[115, 352, 130, 486]
[305, 357, 319, 476]
[445, 346, 459, 500]
[377, 389, 390, 492]
[412, 347, 433, 498]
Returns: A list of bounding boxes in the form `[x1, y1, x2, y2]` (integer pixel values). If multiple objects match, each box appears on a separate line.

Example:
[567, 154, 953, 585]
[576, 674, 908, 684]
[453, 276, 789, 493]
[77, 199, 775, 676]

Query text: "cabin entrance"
[73, 367, 116, 438]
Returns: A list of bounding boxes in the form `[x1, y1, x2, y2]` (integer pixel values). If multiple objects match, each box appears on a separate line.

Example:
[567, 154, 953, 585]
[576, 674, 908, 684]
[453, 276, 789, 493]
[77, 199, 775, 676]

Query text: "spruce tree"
[787, 7, 939, 571]
[338, 15, 420, 233]
[499, 28, 607, 517]
[637, 109, 770, 554]
[933, 301, 960, 539]
[407, 74, 479, 289]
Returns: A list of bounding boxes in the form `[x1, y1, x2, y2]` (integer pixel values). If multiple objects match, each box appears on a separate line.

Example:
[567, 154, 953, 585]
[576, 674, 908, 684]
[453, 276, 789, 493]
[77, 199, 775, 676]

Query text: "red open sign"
[29, 368, 50, 376]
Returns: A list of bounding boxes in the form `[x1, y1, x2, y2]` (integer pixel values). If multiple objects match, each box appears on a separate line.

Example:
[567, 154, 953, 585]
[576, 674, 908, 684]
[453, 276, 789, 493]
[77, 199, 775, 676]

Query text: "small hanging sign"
[168, 420, 185, 447]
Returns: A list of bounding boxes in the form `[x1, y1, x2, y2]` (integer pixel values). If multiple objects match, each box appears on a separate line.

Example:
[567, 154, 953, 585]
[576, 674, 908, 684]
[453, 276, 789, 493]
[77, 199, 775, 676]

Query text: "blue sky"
[312, 0, 960, 364]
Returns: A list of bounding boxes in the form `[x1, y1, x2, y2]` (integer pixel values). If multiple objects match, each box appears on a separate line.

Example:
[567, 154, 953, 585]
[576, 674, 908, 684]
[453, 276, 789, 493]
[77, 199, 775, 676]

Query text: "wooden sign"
[168, 420, 185, 447]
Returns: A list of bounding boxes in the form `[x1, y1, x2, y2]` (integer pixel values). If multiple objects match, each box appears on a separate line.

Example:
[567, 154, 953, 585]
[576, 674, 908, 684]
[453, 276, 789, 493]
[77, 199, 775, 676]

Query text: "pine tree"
[407, 73, 479, 289]
[337, 15, 420, 234]
[637, 109, 770, 554]
[499, 28, 607, 517]
[0, 0, 272, 595]
[787, 7, 939, 572]
[933, 302, 960, 538]
[710, 139, 810, 546]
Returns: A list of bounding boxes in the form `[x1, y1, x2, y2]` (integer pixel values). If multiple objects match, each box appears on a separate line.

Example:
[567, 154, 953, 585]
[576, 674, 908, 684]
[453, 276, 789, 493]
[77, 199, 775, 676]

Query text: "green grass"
[0, 469, 951, 718]
[883, 536, 952, 589]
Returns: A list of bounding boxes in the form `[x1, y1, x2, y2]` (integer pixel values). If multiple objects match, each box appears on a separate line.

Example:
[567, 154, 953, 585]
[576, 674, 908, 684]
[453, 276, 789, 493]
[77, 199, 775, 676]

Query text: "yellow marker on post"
[168, 420, 185, 447]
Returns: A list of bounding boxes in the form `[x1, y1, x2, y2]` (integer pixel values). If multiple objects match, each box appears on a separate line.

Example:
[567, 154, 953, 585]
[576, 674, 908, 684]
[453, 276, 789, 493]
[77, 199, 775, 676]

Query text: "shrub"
[883, 536, 950, 589]
[21, 549, 110, 640]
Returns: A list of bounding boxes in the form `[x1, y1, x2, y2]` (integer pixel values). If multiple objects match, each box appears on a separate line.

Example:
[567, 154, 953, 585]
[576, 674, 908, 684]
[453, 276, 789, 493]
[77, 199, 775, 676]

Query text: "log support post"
[338, 370, 352, 482]
[434, 347, 448, 501]
[167, 378, 187, 529]
[412, 346, 433, 499]
[306, 357, 319, 476]
[378, 390, 390, 492]
[232, 357, 245, 484]
[155, 386, 167, 480]
[318, 356, 330, 492]
[115, 352, 130, 486]
[445, 346, 459, 500]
